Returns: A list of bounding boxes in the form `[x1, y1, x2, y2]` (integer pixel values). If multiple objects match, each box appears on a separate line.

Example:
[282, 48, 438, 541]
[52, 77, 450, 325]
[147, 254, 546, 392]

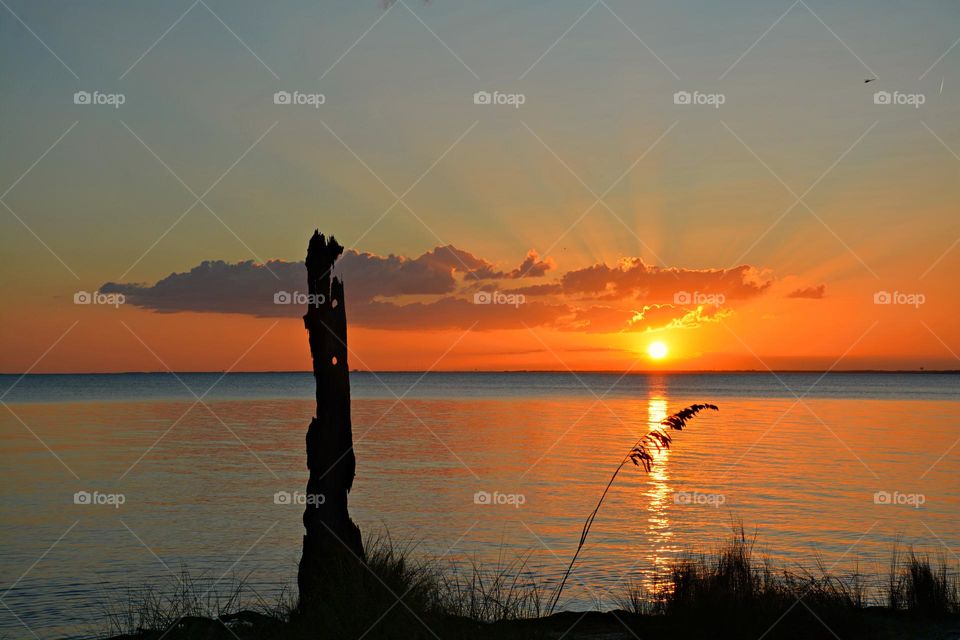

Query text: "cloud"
[102, 260, 301, 316]
[353, 298, 567, 331]
[629, 304, 733, 332]
[559, 258, 772, 302]
[102, 245, 567, 331]
[103, 245, 771, 334]
[504, 250, 555, 278]
[498, 283, 561, 296]
[407, 245, 500, 281]
[565, 305, 639, 333]
[423, 246, 553, 281]
[563, 303, 732, 333]
[787, 284, 826, 299]
[103, 244, 550, 315]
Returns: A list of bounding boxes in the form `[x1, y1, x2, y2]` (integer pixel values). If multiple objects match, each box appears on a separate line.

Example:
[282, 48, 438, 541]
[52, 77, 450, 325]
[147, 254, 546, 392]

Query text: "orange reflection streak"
[643, 395, 674, 589]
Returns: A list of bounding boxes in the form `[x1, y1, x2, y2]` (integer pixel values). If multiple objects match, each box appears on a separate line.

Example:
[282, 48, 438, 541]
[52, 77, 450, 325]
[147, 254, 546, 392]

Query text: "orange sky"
[2, 235, 957, 373]
[2, 1, 959, 373]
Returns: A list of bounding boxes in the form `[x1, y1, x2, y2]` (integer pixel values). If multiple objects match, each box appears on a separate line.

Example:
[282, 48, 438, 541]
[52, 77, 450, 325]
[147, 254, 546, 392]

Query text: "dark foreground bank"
[102, 531, 959, 640]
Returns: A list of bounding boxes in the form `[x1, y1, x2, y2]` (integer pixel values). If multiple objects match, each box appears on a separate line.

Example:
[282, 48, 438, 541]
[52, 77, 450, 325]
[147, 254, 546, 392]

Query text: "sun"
[647, 340, 669, 360]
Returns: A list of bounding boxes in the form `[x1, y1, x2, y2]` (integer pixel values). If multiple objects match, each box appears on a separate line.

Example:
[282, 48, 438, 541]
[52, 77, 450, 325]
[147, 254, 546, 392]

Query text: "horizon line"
[2, 369, 958, 376]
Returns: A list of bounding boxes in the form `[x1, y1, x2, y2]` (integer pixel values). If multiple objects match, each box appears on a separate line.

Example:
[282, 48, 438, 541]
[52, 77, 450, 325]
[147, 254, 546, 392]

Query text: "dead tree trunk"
[297, 230, 364, 608]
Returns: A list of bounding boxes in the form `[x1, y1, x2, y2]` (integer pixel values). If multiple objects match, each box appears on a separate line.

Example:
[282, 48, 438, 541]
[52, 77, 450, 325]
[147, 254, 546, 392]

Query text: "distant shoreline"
[2, 369, 959, 376]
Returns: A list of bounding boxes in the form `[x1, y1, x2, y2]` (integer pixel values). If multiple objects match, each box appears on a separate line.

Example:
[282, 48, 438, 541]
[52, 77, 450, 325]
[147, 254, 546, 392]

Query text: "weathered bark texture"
[297, 230, 364, 607]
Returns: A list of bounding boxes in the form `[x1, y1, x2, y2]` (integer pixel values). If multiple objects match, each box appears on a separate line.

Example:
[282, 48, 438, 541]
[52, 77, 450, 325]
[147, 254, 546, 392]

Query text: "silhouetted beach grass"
[616, 526, 958, 638]
[100, 532, 544, 640]
[101, 528, 959, 640]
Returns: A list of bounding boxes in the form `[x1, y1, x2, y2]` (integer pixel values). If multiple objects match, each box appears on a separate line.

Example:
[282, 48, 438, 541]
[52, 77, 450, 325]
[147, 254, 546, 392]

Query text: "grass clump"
[616, 528, 959, 639]
[889, 545, 959, 617]
[101, 533, 543, 640]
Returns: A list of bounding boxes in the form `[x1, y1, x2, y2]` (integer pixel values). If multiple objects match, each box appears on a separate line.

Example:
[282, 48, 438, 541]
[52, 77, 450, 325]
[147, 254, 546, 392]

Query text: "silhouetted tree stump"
[297, 231, 364, 608]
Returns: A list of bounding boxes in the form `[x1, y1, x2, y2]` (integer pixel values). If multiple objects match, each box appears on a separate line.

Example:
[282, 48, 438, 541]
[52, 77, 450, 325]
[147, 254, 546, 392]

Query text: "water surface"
[1, 372, 957, 638]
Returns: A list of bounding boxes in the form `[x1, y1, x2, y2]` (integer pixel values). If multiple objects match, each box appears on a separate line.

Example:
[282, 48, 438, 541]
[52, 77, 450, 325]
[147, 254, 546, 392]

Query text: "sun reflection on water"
[643, 395, 676, 588]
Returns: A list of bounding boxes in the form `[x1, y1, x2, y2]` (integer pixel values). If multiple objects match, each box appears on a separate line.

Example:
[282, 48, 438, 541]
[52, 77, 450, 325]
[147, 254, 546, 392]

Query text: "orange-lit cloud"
[629, 303, 733, 332]
[557, 258, 772, 301]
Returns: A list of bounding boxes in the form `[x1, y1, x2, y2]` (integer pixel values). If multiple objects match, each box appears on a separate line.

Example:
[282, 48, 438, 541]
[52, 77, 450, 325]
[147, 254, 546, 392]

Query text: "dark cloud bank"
[103, 245, 779, 333]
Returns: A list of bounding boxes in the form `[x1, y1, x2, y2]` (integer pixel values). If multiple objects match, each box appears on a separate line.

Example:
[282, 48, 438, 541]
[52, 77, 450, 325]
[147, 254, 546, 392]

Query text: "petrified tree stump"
[297, 231, 364, 607]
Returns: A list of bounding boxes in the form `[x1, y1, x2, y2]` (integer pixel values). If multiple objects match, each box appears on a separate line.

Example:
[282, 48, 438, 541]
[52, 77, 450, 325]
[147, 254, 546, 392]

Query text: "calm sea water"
[1, 372, 958, 638]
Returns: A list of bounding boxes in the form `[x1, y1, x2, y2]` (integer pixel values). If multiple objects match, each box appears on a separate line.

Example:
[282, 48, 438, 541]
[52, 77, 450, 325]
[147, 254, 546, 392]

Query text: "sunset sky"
[1, 0, 959, 372]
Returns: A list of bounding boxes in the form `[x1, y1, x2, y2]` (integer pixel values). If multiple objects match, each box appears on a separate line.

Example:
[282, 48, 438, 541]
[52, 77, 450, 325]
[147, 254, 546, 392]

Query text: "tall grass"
[616, 528, 959, 638]
[889, 544, 959, 616]
[547, 403, 719, 614]
[102, 530, 959, 639]
[436, 552, 542, 622]
[100, 570, 288, 639]
[101, 533, 542, 639]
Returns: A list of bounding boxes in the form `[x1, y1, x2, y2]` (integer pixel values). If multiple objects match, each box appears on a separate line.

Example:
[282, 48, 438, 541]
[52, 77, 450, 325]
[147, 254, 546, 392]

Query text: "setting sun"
[647, 341, 669, 360]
